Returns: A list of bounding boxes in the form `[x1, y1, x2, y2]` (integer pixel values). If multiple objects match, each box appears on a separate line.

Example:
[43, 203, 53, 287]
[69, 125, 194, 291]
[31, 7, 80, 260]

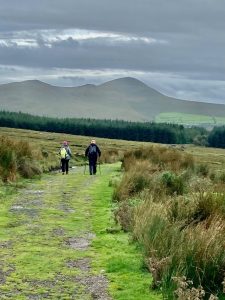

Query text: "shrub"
[113, 170, 151, 202]
[161, 171, 186, 195]
[196, 163, 209, 177]
[192, 191, 225, 221]
[193, 134, 208, 147]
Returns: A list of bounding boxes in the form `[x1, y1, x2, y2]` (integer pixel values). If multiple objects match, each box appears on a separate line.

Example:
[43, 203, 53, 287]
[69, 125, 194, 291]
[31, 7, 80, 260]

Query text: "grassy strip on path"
[0, 163, 161, 300]
[87, 163, 161, 300]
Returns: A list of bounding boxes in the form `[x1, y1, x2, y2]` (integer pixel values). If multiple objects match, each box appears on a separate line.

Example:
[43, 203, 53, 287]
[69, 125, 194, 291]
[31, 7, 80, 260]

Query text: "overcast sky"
[0, 0, 224, 103]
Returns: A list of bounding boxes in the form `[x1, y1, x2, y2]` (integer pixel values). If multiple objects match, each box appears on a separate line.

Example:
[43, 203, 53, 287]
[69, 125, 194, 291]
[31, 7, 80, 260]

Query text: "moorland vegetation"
[1, 127, 225, 299]
[113, 145, 225, 299]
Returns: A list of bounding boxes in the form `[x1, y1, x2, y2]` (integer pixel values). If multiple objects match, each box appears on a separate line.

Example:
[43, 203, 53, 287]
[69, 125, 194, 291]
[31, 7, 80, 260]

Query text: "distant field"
[155, 112, 225, 126]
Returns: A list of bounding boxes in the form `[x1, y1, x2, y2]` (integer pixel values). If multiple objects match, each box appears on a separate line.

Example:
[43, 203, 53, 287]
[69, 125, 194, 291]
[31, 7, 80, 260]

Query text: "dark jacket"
[85, 143, 101, 161]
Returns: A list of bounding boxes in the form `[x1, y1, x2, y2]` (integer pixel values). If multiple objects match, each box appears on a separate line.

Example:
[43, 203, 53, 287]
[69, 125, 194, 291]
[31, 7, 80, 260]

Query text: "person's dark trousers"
[89, 158, 97, 175]
[61, 159, 69, 174]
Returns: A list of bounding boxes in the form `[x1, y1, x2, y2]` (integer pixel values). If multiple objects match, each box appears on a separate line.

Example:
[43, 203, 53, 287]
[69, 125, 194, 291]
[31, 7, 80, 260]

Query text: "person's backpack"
[89, 145, 97, 156]
[60, 147, 67, 159]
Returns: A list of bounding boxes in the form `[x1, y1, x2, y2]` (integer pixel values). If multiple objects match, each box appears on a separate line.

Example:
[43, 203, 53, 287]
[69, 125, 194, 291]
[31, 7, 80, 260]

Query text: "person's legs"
[89, 159, 94, 175]
[61, 159, 66, 174]
[65, 160, 69, 174]
[93, 160, 97, 174]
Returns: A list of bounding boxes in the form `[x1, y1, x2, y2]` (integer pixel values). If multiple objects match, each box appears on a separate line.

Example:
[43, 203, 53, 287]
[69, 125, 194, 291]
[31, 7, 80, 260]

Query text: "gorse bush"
[114, 144, 225, 298]
[0, 136, 42, 181]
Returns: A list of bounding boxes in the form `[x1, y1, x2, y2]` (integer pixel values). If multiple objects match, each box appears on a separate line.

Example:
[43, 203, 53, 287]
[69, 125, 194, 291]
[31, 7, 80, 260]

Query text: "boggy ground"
[0, 163, 161, 300]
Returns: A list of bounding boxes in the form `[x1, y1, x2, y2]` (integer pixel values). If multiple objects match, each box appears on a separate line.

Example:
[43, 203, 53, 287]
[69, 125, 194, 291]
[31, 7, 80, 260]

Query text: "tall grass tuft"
[134, 195, 225, 297]
[0, 136, 42, 181]
[122, 146, 194, 172]
[100, 148, 122, 163]
[161, 171, 186, 195]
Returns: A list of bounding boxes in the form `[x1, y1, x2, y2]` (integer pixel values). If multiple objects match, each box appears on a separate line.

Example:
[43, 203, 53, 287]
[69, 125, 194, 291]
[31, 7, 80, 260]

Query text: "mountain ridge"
[0, 77, 225, 122]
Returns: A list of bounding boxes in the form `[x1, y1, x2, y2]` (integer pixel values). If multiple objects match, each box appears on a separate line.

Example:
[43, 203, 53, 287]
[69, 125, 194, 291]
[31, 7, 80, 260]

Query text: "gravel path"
[0, 166, 112, 300]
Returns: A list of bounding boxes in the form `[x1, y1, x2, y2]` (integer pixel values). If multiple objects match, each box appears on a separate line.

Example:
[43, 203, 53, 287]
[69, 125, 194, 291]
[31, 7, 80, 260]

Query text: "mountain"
[0, 77, 225, 122]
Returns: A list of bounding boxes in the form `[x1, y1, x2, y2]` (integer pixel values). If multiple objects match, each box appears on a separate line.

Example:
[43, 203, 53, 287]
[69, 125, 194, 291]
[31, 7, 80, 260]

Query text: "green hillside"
[1, 77, 225, 124]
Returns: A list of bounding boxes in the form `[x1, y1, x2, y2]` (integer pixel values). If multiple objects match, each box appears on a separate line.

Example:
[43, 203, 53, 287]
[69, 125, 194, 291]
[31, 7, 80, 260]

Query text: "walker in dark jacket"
[85, 140, 101, 175]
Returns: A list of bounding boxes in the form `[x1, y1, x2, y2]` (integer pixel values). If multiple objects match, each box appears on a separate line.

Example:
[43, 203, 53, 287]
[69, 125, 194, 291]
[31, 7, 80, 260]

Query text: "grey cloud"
[0, 28, 159, 49]
[0, 32, 223, 80]
[0, 0, 224, 104]
[52, 37, 80, 48]
[0, 0, 225, 37]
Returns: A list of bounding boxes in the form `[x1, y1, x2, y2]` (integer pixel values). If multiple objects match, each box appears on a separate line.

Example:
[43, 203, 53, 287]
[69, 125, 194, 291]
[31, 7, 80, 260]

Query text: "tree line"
[208, 126, 225, 148]
[0, 110, 211, 145]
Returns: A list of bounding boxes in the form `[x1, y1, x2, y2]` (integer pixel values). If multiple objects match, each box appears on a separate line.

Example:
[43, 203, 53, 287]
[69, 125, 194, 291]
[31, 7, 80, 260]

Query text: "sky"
[0, 0, 225, 103]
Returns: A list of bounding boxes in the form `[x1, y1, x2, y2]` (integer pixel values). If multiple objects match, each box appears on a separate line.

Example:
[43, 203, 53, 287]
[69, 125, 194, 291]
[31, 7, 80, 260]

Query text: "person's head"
[63, 141, 68, 146]
[91, 139, 96, 144]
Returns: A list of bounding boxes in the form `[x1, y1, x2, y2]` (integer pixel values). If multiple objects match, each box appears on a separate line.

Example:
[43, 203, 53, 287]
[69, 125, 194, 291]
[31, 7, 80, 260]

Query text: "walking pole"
[98, 160, 101, 175]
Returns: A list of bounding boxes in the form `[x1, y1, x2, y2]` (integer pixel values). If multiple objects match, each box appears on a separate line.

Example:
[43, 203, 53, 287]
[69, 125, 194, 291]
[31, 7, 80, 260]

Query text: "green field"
[155, 112, 225, 126]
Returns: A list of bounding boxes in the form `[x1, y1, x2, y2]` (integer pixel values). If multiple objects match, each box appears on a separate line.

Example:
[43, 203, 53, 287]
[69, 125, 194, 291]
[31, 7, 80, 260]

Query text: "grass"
[155, 112, 225, 126]
[0, 171, 92, 299]
[114, 145, 225, 298]
[2, 126, 225, 173]
[88, 163, 161, 300]
[2, 126, 225, 298]
[0, 160, 162, 299]
[0, 126, 153, 172]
